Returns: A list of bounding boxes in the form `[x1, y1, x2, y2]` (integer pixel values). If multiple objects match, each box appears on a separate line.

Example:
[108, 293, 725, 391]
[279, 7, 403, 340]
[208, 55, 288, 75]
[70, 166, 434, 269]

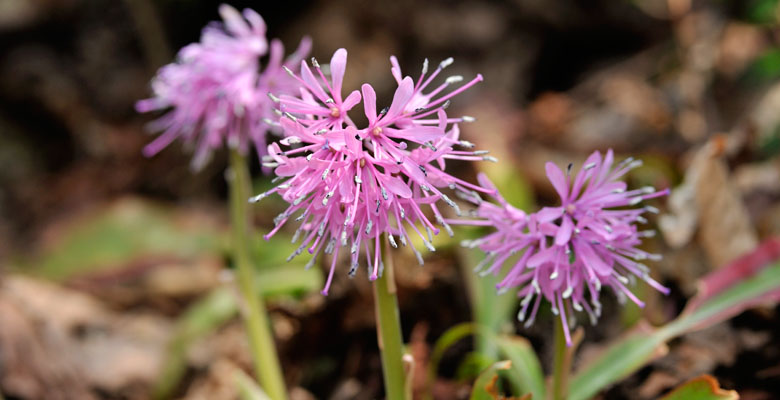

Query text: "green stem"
[551, 317, 571, 400]
[228, 150, 287, 400]
[373, 237, 407, 400]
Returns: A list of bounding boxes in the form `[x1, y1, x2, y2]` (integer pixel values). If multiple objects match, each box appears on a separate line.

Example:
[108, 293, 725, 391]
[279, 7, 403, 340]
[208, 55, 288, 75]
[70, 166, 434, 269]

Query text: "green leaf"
[744, 0, 780, 24]
[661, 375, 739, 400]
[495, 337, 545, 400]
[470, 360, 513, 400]
[568, 322, 669, 400]
[569, 239, 780, 400]
[426, 323, 544, 400]
[427, 322, 482, 396]
[457, 352, 496, 381]
[743, 48, 780, 84]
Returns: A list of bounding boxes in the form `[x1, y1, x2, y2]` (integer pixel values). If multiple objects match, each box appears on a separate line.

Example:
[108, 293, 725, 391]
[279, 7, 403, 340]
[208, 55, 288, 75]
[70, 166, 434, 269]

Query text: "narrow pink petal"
[300, 60, 328, 102]
[219, 4, 249, 36]
[477, 173, 497, 192]
[330, 48, 348, 97]
[343, 127, 362, 154]
[569, 151, 601, 202]
[389, 55, 403, 83]
[536, 207, 564, 223]
[361, 84, 377, 124]
[241, 8, 266, 35]
[382, 175, 413, 198]
[545, 162, 569, 202]
[342, 90, 362, 112]
[555, 215, 574, 245]
[527, 247, 555, 268]
[386, 77, 414, 119]
[385, 126, 444, 143]
[266, 39, 284, 69]
[284, 36, 311, 67]
[576, 241, 610, 275]
[539, 222, 559, 236]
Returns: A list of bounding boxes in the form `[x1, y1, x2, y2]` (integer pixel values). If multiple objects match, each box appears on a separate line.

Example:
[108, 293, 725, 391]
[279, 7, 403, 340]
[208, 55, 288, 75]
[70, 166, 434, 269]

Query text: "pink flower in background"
[458, 150, 669, 345]
[136, 4, 310, 169]
[252, 49, 489, 294]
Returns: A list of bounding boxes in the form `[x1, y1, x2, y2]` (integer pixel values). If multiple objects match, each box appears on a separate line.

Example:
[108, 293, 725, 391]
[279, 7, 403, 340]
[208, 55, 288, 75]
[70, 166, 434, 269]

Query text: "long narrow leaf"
[570, 239, 780, 400]
[495, 337, 545, 400]
[426, 323, 545, 400]
[567, 322, 669, 400]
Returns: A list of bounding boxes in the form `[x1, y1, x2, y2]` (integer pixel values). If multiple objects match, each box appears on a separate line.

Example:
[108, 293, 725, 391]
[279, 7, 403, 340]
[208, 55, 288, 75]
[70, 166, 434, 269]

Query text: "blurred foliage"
[743, 0, 780, 24]
[154, 287, 237, 400]
[759, 125, 780, 158]
[154, 266, 321, 399]
[744, 48, 780, 84]
[22, 199, 223, 281]
[427, 323, 544, 400]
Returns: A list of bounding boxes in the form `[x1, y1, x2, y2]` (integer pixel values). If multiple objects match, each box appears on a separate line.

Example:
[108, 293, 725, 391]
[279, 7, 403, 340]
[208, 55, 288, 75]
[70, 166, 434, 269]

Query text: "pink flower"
[275, 49, 361, 132]
[458, 150, 669, 346]
[253, 50, 488, 294]
[136, 4, 311, 169]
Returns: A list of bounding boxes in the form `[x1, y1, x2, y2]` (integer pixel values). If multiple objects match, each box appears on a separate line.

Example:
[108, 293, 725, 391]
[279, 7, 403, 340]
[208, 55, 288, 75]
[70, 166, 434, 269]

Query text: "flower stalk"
[373, 237, 407, 400]
[551, 316, 571, 400]
[228, 149, 287, 400]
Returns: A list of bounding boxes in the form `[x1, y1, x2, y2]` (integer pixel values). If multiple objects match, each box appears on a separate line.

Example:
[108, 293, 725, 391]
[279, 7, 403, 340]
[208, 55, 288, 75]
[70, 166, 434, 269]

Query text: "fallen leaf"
[660, 375, 739, 400]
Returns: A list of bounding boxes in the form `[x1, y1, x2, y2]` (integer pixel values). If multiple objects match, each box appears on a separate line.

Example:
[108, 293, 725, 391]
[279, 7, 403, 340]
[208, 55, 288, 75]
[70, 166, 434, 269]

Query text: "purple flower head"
[252, 50, 488, 295]
[459, 150, 669, 346]
[136, 4, 311, 170]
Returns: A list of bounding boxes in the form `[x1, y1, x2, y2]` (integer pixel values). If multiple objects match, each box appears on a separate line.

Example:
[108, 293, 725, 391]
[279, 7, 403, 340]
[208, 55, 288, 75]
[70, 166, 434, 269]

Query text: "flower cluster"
[251, 49, 492, 294]
[458, 150, 668, 345]
[136, 4, 311, 169]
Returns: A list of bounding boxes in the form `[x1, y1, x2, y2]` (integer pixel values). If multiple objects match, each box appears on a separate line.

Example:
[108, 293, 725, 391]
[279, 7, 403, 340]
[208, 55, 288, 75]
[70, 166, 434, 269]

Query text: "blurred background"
[1, 0, 780, 399]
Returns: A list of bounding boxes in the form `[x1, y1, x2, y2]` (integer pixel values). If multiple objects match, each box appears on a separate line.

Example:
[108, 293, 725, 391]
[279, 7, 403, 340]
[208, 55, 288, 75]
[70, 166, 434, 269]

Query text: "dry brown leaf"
[660, 140, 758, 268]
[0, 275, 171, 398]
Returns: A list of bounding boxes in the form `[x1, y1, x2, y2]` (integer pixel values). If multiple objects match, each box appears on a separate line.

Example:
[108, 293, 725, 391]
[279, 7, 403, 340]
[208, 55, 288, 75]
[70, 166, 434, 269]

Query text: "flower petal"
[381, 175, 413, 199]
[241, 8, 266, 36]
[219, 4, 249, 36]
[555, 215, 574, 246]
[330, 48, 348, 98]
[545, 162, 569, 202]
[536, 207, 564, 223]
[386, 77, 414, 120]
[362, 84, 377, 124]
[300, 60, 328, 102]
[389, 55, 403, 83]
[342, 90, 362, 113]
